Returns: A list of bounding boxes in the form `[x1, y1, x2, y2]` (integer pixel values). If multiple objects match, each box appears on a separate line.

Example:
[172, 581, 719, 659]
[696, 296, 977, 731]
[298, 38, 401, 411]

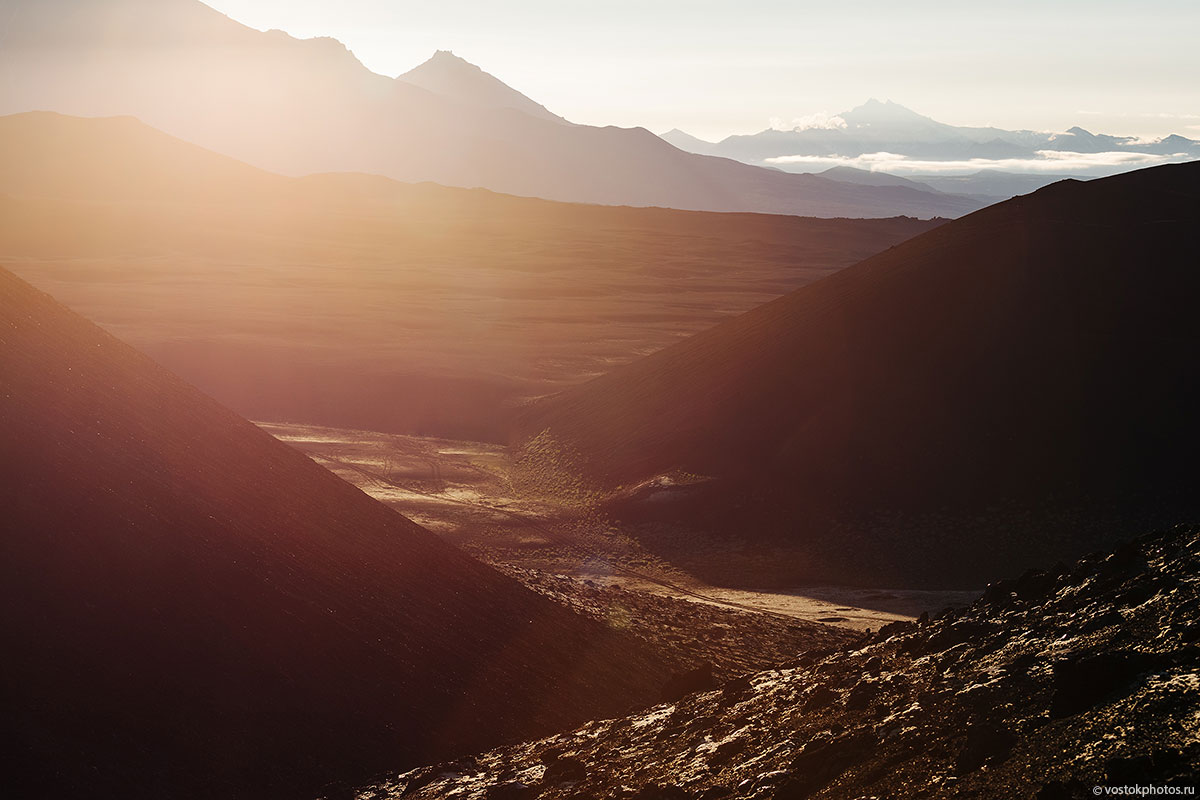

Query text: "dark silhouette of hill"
[0, 0, 980, 218]
[0, 267, 673, 798]
[514, 163, 1200, 588]
[0, 112, 942, 441]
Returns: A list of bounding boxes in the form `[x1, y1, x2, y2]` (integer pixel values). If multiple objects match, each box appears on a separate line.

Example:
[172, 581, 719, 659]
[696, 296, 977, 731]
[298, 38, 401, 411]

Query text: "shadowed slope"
[0, 267, 671, 798]
[515, 163, 1200, 587]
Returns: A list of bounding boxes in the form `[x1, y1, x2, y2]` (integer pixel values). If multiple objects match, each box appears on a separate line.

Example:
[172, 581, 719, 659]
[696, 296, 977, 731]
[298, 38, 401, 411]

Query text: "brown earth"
[0, 112, 941, 442]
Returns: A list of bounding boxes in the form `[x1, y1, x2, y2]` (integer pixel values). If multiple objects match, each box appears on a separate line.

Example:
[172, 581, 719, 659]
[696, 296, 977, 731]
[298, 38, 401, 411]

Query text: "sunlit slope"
[515, 162, 1200, 587]
[0, 0, 980, 218]
[0, 266, 671, 798]
[0, 112, 942, 440]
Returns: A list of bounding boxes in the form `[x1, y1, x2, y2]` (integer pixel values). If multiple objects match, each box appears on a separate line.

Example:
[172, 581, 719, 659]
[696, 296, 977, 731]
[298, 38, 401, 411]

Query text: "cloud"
[1078, 110, 1200, 120]
[764, 150, 1193, 175]
[769, 112, 847, 132]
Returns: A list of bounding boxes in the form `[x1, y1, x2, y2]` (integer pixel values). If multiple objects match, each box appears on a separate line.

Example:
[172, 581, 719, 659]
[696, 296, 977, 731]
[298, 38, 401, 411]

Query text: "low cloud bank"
[766, 150, 1194, 175]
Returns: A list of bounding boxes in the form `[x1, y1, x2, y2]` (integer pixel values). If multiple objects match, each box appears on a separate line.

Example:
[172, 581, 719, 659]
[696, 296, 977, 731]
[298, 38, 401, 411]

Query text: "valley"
[2, 2, 1196, 796]
[0, 113, 939, 442]
[261, 421, 978, 631]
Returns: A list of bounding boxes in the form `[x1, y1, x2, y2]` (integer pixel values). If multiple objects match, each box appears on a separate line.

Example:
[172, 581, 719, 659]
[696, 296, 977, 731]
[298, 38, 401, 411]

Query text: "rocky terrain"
[499, 567, 860, 685]
[358, 523, 1200, 799]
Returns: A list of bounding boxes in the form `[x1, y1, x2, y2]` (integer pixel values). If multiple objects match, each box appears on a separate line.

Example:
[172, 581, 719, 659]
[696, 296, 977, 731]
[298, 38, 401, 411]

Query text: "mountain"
[397, 50, 565, 123]
[660, 128, 719, 156]
[0, 111, 944, 441]
[0, 0, 980, 218]
[818, 165, 943, 191]
[512, 162, 1200, 588]
[364, 523, 1200, 799]
[664, 99, 1200, 188]
[0, 266, 674, 798]
[817, 165, 1002, 205]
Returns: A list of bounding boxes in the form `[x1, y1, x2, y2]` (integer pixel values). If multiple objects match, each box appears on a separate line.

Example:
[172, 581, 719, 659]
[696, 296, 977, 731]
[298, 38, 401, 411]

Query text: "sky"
[202, 0, 1200, 142]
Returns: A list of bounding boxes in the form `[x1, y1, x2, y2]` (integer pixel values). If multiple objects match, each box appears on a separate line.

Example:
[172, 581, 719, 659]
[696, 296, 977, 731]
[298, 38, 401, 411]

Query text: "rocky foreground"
[353, 524, 1200, 800]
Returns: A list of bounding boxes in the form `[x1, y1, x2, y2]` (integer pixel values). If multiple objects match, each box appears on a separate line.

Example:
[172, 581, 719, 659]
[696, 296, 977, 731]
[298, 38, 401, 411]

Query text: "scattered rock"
[483, 781, 536, 800]
[1035, 779, 1089, 799]
[632, 784, 692, 800]
[721, 675, 754, 702]
[955, 722, 1017, 774]
[662, 662, 716, 703]
[359, 525, 1200, 800]
[802, 685, 838, 711]
[707, 738, 747, 767]
[1049, 651, 1163, 718]
[542, 755, 587, 784]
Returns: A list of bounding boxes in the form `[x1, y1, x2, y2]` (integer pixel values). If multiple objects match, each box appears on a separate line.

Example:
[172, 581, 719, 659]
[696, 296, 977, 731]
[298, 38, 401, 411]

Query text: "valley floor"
[260, 422, 978, 633]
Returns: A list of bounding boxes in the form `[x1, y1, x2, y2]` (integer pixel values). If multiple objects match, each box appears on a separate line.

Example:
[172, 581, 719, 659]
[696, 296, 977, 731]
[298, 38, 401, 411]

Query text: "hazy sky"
[203, 0, 1199, 142]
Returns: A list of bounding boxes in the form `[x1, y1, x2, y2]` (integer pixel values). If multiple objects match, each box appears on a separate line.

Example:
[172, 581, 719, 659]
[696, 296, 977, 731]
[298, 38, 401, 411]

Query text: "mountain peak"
[424, 49, 474, 68]
[397, 50, 564, 123]
[841, 99, 936, 127]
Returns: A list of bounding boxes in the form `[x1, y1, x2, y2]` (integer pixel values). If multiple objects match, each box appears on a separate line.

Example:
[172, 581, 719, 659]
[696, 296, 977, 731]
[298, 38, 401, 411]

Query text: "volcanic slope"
[514, 162, 1200, 588]
[366, 523, 1200, 800]
[0, 267, 676, 799]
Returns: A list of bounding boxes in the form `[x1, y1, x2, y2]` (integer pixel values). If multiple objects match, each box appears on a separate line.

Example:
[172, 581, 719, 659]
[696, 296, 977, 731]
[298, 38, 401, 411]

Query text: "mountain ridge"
[0, 0, 981, 218]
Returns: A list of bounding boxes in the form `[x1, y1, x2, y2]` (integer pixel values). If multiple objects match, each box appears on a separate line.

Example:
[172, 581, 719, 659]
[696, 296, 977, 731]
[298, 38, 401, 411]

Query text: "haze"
[4, 0, 1200, 797]
[202, 0, 1200, 141]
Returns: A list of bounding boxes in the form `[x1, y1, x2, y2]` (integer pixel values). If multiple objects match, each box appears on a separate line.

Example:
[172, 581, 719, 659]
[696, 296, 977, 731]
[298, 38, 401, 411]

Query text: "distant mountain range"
[663, 99, 1200, 199]
[0, 0, 979, 218]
